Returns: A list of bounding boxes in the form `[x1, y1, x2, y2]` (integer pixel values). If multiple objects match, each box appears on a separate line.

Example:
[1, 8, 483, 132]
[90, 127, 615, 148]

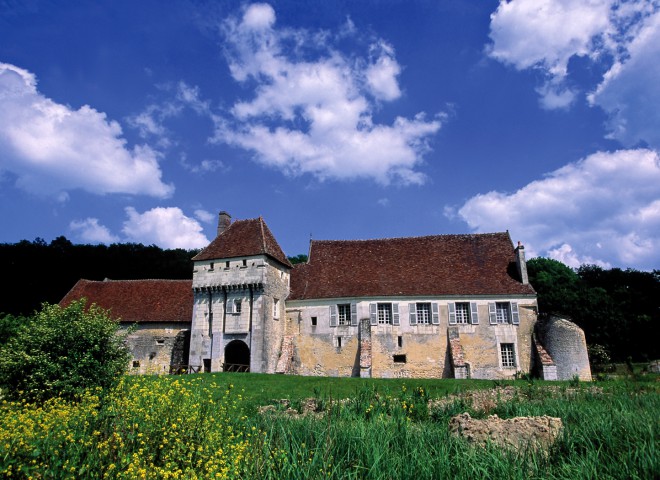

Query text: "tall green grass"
[1, 374, 657, 479]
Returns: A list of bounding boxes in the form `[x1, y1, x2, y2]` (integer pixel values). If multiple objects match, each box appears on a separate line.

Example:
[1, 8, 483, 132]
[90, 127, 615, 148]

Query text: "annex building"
[61, 212, 592, 381]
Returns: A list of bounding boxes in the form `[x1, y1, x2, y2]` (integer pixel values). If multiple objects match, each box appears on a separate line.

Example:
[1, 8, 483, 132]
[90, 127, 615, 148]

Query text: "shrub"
[0, 300, 131, 402]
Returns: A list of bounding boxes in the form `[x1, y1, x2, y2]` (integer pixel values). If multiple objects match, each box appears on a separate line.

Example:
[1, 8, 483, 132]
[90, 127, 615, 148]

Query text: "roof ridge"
[310, 232, 509, 244]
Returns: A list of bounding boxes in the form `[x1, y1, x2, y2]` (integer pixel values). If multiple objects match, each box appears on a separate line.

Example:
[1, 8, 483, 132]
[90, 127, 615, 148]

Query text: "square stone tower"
[188, 213, 292, 373]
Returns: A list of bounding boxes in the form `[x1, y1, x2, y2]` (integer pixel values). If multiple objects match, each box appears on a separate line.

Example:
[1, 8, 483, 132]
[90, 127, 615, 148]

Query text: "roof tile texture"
[193, 217, 292, 268]
[60, 279, 193, 323]
[289, 232, 535, 300]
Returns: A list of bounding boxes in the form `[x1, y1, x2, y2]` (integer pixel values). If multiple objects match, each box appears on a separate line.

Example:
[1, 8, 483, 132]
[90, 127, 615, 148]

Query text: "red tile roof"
[193, 217, 292, 268]
[289, 232, 535, 300]
[60, 279, 193, 323]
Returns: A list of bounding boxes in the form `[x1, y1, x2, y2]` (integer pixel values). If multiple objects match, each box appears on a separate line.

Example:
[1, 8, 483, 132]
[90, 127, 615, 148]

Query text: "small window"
[311, 316, 317, 326]
[273, 299, 280, 318]
[393, 354, 407, 363]
[156, 339, 165, 345]
[455, 303, 470, 324]
[397, 336, 403, 348]
[209, 262, 214, 271]
[132, 360, 140, 368]
[496, 303, 510, 323]
[337, 304, 351, 325]
[378, 303, 392, 324]
[225, 261, 230, 268]
[336, 337, 342, 348]
[416, 303, 431, 324]
[235, 300, 242, 314]
[242, 259, 247, 267]
[500, 343, 516, 368]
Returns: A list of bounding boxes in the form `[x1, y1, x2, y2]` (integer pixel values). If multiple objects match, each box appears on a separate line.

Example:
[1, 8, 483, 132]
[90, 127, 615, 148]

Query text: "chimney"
[217, 211, 231, 236]
[515, 241, 529, 285]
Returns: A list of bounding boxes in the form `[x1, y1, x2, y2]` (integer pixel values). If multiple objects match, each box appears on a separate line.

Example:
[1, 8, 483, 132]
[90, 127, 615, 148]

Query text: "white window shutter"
[488, 302, 497, 324]
[511, 302, 520, 325]
[448, 302, 456, 325]
[350, 303, 358, 326]
[369, 303, 377, 326]
[392, 303, 400, 326]
[431, 303, 440, 325]
[409, 303, 417, 325]
[329, 305, 337, 327]
[470, 302, 479, 324]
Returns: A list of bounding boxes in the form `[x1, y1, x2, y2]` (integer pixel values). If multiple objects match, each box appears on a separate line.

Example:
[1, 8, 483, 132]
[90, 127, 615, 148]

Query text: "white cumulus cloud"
[122, 206, 210, 249]
[588, 8, 660, 148]
[452, 148, 660, 270]
[488, 0, 660, 146]
[213, 3, 442, 185]
[69, 218, 120, 244]
[0, 63, 174, 198]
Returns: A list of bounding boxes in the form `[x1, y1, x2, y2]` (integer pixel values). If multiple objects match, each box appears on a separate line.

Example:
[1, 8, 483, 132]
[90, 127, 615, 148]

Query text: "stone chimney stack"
[515, 241, 529, 285]
[217, 211, 231, 236]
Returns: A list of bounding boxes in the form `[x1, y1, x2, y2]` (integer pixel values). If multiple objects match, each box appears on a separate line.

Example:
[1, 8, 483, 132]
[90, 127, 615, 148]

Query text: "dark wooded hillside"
[0, 237, 197, 316]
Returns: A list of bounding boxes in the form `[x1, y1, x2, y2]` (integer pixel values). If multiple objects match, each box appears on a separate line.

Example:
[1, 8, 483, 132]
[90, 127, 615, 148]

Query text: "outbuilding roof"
[59, 279, 193, 323]
[193, 217, 292, 268]
[289, 232, 535, 300]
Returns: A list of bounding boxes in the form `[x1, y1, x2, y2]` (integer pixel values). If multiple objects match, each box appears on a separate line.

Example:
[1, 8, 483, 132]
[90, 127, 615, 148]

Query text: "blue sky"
[1, 0, 659, 270]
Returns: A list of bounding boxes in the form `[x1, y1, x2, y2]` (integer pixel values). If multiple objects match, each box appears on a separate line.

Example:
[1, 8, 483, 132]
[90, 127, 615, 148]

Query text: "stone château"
[61, 211, 591, 381]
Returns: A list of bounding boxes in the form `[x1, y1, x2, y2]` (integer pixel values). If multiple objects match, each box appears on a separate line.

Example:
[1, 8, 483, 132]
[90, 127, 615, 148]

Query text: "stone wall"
[286, 297, 537, 379]
[125, 322, 190, 375]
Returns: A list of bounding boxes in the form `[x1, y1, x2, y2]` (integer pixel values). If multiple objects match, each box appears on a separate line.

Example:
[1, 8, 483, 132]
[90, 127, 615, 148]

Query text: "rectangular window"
[336, 336, 342, 348]
[377, 303, 392, 324]
[209, 262, 214, 270]
[132, 360, 140, 368]
[496, 302, 510, 323]
[337, 304, 351, 325]
[393, 354, 407, 363]
[397, 336, 403, 348]
[500, 343, 516, 368]
[455, 303, 470, 324]
[311, 316, 317, 326]
[273, 299, 280, 318]
[416, 303, 431, 324]
[234, 300, 242, 314]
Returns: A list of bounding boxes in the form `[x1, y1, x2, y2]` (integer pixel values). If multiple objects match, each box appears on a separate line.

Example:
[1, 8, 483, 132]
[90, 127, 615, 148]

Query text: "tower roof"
[193, 217, 292, 268]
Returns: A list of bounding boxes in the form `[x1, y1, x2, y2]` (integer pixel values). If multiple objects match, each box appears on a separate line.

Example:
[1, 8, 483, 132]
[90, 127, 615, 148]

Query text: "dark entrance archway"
[224, 340, 250, 372]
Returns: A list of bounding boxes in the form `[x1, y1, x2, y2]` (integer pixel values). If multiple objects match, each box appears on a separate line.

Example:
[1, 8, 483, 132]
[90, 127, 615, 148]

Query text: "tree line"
[0, 237, 197, 316]
[527, 258, 659, 363]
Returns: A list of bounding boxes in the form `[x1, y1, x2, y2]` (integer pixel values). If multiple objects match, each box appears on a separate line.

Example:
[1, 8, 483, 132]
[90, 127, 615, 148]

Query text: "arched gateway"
[224, 340, 250, 372]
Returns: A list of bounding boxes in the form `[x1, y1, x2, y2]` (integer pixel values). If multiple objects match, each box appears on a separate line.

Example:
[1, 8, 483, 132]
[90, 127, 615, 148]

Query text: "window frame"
[488, 302, 520, 325]
[377, 303, 392, 325]
[500, 343, 516, 368]
[337, 303, 351, 326]
[416, 302, 431, 324]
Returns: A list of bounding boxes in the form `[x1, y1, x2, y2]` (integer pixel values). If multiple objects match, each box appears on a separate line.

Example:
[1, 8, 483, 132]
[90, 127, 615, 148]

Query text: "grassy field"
[1, 373, 658, 479]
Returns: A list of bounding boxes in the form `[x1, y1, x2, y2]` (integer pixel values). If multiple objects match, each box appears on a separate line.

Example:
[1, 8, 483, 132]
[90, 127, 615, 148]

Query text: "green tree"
[0, 300, 131, 402]
[527, 257, 581, 315]
[287, 254, 308, 264]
